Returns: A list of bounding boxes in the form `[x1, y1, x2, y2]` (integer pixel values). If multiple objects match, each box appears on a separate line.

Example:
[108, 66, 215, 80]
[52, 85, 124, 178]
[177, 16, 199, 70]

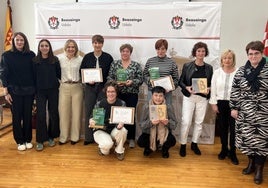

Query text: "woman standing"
[58, 39, 83, 145]
[209, 50, 238, 165]
[33, 39, 61, 151]
[107, 44, 143, 148]
[230, 41, 268, 185]
[0, 32, 35, 151]
[179, 42, 213, 157]
[143, 39, 179, 105]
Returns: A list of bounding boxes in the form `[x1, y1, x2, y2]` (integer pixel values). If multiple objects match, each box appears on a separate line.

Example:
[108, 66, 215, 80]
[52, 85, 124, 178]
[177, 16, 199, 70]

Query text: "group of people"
[1, 32, 267, 185]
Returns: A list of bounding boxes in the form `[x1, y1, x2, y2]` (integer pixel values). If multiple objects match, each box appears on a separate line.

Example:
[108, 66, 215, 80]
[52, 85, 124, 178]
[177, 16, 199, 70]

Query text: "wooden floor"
[0, 112, 267, 187]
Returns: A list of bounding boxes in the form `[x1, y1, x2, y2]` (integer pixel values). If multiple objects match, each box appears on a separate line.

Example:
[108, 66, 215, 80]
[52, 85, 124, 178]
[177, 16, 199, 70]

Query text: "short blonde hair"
[64, 39, 79, 57]
[220, 49, 236, 67]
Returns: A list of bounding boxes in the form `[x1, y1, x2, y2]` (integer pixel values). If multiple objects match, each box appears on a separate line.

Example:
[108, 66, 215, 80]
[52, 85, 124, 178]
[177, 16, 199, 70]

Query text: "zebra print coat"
[230, 59, 268, 156]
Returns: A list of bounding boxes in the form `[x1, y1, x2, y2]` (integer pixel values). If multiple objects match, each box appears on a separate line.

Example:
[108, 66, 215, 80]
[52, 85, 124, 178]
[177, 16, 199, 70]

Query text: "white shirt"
[209, 67, 238, 104]
[58, 53, 82, 82]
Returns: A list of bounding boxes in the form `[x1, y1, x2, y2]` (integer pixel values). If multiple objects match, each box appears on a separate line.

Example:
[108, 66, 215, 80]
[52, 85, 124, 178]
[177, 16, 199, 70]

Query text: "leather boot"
[229, 149, 239, 165]
[242, 156, 255, 175]
[191, 142, 201, 155]
[254, 164, 264, 185]
[179, 144, 186, 157]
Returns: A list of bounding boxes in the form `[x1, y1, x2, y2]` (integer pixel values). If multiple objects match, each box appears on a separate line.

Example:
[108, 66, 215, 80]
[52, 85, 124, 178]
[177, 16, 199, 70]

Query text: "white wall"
[1, 0, 268, 67]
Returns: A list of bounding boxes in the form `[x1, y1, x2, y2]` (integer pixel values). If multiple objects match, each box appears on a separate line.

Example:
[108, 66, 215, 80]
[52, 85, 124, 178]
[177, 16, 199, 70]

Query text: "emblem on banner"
[48, 16, 60, 29]
[171, 16, 183, 30]
[108, 16, 120, 29]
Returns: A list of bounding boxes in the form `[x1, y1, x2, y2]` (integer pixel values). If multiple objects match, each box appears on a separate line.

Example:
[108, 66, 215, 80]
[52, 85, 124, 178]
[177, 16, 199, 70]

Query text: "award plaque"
[149, 104, 167, 121]
[192, 78, 207, 93]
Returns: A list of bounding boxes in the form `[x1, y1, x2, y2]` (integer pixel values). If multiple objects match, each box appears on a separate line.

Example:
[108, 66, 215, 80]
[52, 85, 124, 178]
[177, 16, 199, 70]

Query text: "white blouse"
[209, 67, 238, 104]
[58, 53, 82, 82]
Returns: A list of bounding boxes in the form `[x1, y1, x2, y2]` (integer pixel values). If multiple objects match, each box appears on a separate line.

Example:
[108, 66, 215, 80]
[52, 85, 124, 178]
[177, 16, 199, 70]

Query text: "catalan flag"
[4, 0, 13, 51]
[263, 20, 268, 61]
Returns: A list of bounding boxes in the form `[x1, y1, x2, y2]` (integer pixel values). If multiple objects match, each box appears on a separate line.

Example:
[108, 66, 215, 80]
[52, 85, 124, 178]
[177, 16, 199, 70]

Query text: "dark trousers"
[10, 92, 34, 144]
[84, 85, 105, 142]
[137, 132, 176, 151]
[36, 88, 59, 143]
[217, 100, 235, 151]
[118, 92, 138, 140]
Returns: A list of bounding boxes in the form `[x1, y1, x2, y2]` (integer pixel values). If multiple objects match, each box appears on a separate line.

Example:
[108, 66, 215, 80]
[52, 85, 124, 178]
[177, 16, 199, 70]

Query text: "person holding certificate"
[58, 39, 83, 145]
[209, 50, 239, 165]
[80, 35, 114, 145]
[137, 86, 178, 158]
[107, 43, 143, 148]
[179, 42, 213, 157]
[143, 39, 179, 105]
[89, 81, 127, 161]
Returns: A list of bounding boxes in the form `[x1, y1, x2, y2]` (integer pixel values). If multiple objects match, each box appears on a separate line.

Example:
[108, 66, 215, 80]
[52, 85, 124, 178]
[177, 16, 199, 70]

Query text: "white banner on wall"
[35, 2, 221, 68]
[35, 2, 222, 144]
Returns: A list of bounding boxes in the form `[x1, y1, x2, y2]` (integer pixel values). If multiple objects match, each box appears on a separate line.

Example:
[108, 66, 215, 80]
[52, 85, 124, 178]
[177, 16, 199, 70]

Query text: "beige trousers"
[59, 83, 83, 143]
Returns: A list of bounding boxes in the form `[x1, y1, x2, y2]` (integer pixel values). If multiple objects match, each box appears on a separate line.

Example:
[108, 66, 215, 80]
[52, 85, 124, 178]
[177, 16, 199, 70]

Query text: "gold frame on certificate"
[109, 106, 135, 125]
[81, 68, 103, 83]
[151, 75, 175, 91]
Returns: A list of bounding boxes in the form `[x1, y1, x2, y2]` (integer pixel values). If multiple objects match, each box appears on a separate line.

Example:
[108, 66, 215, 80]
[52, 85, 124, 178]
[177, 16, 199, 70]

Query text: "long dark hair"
[33, 39, 57, 64]
[11, 32, 31, 53]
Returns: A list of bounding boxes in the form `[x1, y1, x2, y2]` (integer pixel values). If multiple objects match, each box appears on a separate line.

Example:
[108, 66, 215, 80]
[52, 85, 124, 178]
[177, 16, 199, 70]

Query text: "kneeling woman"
[89, 81, 127, 161]
[137, 86, 178, 158]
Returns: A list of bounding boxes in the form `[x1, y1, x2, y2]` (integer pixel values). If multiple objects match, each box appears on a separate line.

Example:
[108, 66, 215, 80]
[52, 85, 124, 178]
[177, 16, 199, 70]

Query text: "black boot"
[143, 147, 152, 156]
[179, 144, 186, 157]
[191, 142, 201, 155]
[254, 164, 264, 185]
[162, 147, 170, 158]
[229, 149, 239, 165]
[242, 156, 255, 175]
[218, 146, 229, 160]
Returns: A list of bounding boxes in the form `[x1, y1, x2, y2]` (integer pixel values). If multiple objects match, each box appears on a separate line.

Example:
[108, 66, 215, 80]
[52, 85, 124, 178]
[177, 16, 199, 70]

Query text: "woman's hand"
[151, 119, 160, 125]
[231, 110, 238, 119]
[186, 86, 194, 94]
[125, 80, 133, 86]
[5, 94, 12, 105]
[89, 118, 96, 128]
[117, 122, 124, 129]
[211, 104, 219, 113]
[160, 119, 168, 126]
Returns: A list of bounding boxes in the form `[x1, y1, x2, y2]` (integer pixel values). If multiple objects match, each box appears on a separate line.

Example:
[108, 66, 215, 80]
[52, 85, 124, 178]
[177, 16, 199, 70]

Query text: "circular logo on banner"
[108, 16, 120, 29]
[171, 16, 183, 30]
[48, 16, 60, 29]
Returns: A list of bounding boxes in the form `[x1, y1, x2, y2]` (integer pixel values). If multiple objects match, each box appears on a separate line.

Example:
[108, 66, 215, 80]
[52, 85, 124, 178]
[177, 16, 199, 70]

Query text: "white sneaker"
[17, 144, 26, 151]
[25, 142, 33, 149]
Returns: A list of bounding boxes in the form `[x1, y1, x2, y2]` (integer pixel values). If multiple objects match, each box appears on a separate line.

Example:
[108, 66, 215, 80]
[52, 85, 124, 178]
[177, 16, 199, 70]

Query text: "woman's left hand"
[125, 80, 133, 86]
[117, 122, 124, 129]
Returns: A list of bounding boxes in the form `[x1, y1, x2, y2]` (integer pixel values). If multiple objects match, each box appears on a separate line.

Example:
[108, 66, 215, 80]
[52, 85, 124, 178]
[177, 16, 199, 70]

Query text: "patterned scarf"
[244, 57, 266, 93]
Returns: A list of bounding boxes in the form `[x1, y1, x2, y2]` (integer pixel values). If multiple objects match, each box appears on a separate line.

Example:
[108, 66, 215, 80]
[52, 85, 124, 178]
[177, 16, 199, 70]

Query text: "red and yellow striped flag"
[263, 20, 268, 61]
[4, 0, 13, 51]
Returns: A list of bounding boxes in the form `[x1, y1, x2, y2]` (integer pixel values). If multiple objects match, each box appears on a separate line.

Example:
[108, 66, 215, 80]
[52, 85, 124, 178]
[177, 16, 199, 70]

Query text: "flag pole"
[4, 0, 13, 51]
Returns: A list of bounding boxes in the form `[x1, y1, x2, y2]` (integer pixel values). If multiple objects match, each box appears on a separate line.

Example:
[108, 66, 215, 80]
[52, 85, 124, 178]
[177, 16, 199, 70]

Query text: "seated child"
[137, 86, 178, 158]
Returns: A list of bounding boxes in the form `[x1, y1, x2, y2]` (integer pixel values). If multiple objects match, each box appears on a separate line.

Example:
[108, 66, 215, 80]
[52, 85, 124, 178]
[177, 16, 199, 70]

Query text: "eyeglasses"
[248, 52, 261, 56]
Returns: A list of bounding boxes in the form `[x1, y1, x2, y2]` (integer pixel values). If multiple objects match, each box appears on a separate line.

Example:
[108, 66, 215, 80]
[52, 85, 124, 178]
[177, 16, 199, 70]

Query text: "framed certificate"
[81, 68, 103, 83]
[151, 75, 175, 91]
[192, 78, 207, 93]
[149, 104, 167, 121]
[110, 106, 135, 125]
